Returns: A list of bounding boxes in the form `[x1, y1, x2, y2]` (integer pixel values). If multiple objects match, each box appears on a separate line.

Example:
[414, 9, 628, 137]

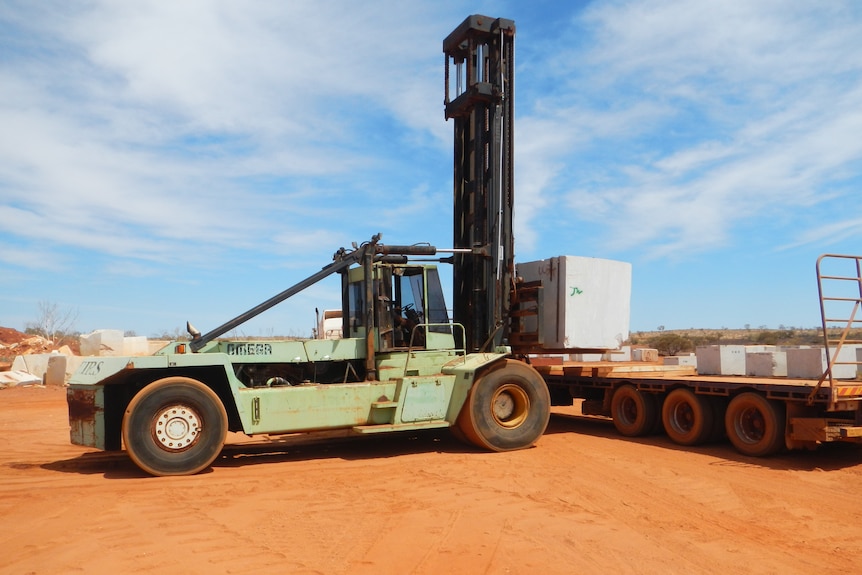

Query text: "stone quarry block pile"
[0, 326, 158, 388]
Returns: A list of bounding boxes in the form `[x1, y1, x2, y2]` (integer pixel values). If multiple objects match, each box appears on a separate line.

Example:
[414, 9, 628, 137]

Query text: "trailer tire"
[725, 392, 786, 457]
[611, 384, 659, 437]
[662, 388, 714, 446]
[455, 360, 550, 451]
[122, 377, 228, 476]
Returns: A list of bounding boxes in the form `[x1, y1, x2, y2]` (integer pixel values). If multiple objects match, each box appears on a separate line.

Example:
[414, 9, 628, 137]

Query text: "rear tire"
[455, 360, 550, 451]
[123, 377, 228, 476]
[662, 388, 714, 446]
[725, 392, 786, 457]
[611, 384, 659, 437]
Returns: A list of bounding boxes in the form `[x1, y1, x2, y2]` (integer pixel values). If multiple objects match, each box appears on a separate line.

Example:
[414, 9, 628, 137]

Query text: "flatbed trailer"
[536, 360, 862, 457]
[533, 253, 862, 457]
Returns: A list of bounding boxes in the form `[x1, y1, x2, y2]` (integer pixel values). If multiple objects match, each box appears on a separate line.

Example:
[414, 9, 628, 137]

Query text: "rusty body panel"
[67, 387, 104, 450]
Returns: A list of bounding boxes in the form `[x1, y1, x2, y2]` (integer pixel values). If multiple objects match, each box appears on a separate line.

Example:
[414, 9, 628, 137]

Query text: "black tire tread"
[122, 377, 227, 476]
[455, 360, 550, 451]
[611, 384, 659, 437]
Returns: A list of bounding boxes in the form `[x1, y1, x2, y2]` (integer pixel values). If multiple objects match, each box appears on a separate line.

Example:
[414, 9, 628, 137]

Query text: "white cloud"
[512, 0, 862, 260]
[60, 1, 451, 143]
[0, 1, 460, 274]
[781, 217, 862, 251]
[2, 1, 861, 335]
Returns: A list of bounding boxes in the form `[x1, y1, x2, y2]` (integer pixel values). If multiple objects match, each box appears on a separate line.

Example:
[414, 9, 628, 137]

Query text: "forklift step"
[352, 420, 450, 434]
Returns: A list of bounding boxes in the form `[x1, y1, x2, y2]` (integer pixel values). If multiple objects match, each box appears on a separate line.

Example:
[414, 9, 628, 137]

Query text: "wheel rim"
[734, 406, 765, 444]
[619, 396, 638, 425]
[669, 402, 695, 434]
[152, 404, 203, 452]
[490, 384, 530, 429]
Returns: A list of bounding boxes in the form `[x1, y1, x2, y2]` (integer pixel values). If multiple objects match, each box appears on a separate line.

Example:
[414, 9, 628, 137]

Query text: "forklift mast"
[444, 15, 516, 353]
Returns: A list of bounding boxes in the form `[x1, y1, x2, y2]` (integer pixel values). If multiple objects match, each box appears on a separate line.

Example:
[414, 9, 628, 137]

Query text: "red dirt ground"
[1, 386, 861, 574]
[0, 327, 29, 345]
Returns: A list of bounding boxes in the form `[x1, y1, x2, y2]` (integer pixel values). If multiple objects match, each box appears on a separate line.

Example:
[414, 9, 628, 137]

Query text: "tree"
[27, 301, 79, 344]
[651, 333, 692, 356]
[756, 331, 779, 345]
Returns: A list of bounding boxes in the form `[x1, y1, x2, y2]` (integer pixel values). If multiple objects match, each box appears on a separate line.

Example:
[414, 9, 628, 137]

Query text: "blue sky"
[2, 0, 861, 339]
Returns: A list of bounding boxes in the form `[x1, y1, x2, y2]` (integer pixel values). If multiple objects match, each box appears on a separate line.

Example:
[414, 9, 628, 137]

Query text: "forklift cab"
[344, 263, 454, 352]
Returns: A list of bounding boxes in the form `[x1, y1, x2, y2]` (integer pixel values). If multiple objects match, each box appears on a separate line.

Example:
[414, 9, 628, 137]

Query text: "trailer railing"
[811, 254, 862, 408]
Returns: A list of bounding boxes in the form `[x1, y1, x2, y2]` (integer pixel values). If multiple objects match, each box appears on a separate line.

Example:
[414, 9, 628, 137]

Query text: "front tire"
[122, 377, 228, 476]
[455, 360, 550, 451]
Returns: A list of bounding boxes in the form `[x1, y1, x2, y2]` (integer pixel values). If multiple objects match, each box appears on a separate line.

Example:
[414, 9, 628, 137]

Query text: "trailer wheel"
[725, 392, 786, 457]
[122, 377, 228, 476]
[611, 384, 659, 437]
[662, 388, 714, 446]
[455, 360, 550, 451]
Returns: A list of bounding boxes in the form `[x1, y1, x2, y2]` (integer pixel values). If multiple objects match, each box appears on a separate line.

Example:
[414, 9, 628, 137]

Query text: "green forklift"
[67, 15, 553, 476]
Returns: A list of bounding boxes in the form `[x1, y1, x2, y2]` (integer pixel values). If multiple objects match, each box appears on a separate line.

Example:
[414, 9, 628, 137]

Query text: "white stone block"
[633, 348, 658, 362]
[516, 255, 631, 350]
[830, 345, 860, 380]
[571, 353, 603, 362]
[149, 340, 170, 354]
[0, 370, 42, 388]
[664, 354, 697, 367]
[80, 329, 124, 356]
[746, 352, 787, 377]
[123, 336, 149, 356]
[745, 345, 777, 353]
[45, 355, 67, 386]
[605, 346, 632, 362]
[11, 354, 50, 378]
[11, 352, 76, 384]
[696, 345, 746, 376]
[784, 346, 859, 380]
[786, 348, 825, 379]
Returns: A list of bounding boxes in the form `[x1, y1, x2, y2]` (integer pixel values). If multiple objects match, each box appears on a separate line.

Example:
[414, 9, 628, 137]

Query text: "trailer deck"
[534, 361, 835, 403]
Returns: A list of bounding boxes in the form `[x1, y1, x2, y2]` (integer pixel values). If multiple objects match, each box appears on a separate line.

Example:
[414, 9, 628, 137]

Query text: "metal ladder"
[813, 254, 862, 408]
